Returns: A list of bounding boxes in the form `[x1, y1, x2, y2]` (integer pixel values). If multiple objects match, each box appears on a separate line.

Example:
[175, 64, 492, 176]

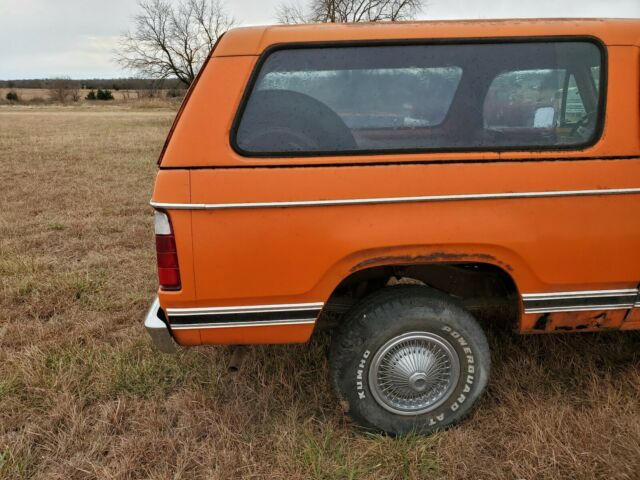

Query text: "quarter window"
[234, 41, 603, 156]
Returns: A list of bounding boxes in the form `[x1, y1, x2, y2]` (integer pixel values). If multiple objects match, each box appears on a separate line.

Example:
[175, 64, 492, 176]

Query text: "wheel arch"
[317, 251, 524, 332]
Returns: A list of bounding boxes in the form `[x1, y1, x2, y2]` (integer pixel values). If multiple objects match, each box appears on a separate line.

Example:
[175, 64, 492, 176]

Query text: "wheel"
[236, 89, 357, 153]
[329, 285, 490, 435]
[239, 126, 320, 153]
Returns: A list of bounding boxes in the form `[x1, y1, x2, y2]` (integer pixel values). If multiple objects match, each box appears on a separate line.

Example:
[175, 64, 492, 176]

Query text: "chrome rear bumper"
[144, 296, 178, 353]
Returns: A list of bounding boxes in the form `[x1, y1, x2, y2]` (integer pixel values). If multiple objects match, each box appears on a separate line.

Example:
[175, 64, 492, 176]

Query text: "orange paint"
[152, 19, 640, 345]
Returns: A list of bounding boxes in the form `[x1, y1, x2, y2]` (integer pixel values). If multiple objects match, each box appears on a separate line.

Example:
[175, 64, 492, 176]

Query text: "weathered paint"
[152, 19, 640, 345]
[524, 309, 627, 334]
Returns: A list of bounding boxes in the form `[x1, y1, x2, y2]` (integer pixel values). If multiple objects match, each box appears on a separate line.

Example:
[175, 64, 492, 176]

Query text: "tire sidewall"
[334, 300, 489, 435]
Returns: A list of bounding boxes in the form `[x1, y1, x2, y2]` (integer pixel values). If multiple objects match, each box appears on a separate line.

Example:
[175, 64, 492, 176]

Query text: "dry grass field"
[1, 104, 640, 479]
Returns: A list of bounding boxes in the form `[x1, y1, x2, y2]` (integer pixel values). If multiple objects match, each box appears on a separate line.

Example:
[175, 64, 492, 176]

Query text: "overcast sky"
[1, 0, 638, 79]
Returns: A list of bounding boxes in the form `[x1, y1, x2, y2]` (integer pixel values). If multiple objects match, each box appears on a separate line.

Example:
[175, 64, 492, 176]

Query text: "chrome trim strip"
[522, 288, 639, 314]
[170, 318, 317, 330]
[166, 301, 324, 317]
[525, 304, 634, 314]
[150, 187, 640, 211]
[522, 289, 638, 300]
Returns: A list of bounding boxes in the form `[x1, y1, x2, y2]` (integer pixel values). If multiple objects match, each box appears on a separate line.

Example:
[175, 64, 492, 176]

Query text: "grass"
[1, 104, 640, 479]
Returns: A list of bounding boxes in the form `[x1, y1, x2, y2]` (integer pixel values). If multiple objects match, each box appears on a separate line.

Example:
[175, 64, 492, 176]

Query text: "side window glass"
[484, 69, 566, 130]
[235, 41, 603, 155]
[563, 74, 587, 124]
[483, 66, 598, 146]
[591, 66, 601, 89]
[260, 67, 462, 129]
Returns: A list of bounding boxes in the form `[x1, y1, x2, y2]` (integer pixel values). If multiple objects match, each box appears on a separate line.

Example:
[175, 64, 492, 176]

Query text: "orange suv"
[145, 19, 640, 435]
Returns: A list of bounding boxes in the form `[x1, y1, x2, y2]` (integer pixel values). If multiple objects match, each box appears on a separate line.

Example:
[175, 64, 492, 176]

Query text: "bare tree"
[276, 0, 424, 23]
[47, 77, 79, 103]
[69, 84, 82, 102]
[275, 1, 308, 23]
[116, 0, 236, 87]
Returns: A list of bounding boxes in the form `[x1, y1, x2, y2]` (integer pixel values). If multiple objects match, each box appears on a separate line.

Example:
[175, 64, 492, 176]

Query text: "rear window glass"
[234, 41, 603, 156]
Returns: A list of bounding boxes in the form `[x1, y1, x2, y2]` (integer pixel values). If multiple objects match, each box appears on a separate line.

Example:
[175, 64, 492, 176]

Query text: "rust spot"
[351, 252, 513, 272]
[533, 309, 627, 333]
[533, 313, 550, 331]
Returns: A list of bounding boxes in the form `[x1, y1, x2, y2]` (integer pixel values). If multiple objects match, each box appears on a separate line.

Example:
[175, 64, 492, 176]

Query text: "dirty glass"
[234, 41, 603, 155]
[484, 68, 595, 145]
[259, 67, 462, 129]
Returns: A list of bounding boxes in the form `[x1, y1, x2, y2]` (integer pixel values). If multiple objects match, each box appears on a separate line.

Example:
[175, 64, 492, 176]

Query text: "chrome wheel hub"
[369, 332, 460, 416]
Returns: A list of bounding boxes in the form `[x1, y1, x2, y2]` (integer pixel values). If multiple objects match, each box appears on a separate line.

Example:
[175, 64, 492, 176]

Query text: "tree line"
[2, 77, 186, 104]
[0, 78, 185, 90]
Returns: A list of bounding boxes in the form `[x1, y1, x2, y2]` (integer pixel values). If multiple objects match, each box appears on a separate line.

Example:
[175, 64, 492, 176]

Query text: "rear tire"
[329, 285, 490, 435]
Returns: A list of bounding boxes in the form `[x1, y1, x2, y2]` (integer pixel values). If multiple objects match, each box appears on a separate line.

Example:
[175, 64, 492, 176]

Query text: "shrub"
[26, 97, 46, 105]
[96, 89, 114, 101]
[166, 88, 183, 98]
[47, 77, 78, 103]
[85, 90, 97, 100]
[6, 91, 18, 102]
[139, 89, 158, 99]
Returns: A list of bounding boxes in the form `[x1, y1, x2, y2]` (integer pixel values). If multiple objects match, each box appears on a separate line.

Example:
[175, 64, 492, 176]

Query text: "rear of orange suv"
[145, 19, 640, 435]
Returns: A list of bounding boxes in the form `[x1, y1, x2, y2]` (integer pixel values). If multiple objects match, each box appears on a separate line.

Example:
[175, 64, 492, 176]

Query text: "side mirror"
[533, 107, 555, 128]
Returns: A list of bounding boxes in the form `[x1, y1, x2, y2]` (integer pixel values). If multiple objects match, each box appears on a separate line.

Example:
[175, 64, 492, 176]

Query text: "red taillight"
[154, 211, 181, 290]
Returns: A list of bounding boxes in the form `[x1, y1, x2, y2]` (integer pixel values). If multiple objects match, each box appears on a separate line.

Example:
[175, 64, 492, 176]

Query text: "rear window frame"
[229, 35, 607, 159]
